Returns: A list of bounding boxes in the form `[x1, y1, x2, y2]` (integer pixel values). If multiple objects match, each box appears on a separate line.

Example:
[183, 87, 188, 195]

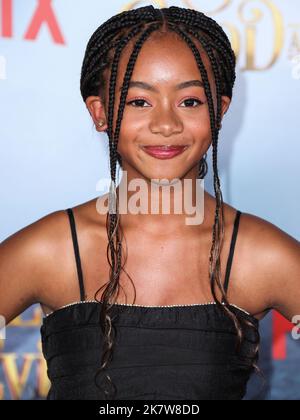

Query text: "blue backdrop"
[0, 0, 299, 400]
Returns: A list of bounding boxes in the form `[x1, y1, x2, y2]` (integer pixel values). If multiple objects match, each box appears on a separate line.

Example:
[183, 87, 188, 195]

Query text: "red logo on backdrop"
[273, 311, 296, 360]
[1, 0, 65, 44]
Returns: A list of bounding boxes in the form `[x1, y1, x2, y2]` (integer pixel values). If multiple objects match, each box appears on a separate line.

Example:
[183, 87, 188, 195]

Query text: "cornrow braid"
[169, 24, 235, 327]
[79, 4, 261, 399]
[189, 30, 246, 351]
[167, 7, 237, 77]
[168, 25, 219, 182]
[111, 22, 163, 179]
[106, 24, 145, 168]
[98, 21, 163, 399]
[166, 8, 237, 99]
[80, 6, 161, 102]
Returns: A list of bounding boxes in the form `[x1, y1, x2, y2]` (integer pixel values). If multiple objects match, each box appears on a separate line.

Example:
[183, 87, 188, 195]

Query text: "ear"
[85, 96, 108, 132]
[220, 95, 231, 121]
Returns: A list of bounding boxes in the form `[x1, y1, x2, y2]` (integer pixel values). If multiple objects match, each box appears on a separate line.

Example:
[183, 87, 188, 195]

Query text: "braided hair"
[80, 5, 260, 399]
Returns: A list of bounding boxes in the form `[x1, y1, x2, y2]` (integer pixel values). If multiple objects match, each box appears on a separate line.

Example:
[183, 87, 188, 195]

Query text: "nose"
[149, 105, 183, 137]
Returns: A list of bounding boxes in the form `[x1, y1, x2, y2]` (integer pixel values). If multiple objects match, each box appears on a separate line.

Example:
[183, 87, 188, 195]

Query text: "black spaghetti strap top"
[40, 209, 259, 400]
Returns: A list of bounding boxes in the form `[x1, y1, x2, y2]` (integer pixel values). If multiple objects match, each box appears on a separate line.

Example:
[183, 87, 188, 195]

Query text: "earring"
[198, 153, 208, 179]
[97, 120, 105, 128]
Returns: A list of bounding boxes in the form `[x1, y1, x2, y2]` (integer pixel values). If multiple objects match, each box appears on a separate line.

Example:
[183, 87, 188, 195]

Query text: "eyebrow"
[118, 79, 204, 92]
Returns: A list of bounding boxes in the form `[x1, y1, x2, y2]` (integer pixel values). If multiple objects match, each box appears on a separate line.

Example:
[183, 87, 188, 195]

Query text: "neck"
[109, 167, 209, 234]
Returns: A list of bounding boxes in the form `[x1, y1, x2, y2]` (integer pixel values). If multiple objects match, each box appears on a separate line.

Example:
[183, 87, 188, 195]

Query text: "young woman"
[1, 5, 299, 400]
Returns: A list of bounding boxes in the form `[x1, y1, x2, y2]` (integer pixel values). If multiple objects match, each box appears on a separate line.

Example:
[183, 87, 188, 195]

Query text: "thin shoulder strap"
[66, 208, 86, 301]
[224, 209, 242, 293]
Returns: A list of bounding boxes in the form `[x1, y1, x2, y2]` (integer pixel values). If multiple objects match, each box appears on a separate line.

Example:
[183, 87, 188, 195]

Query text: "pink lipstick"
[141, 145, 188, 160]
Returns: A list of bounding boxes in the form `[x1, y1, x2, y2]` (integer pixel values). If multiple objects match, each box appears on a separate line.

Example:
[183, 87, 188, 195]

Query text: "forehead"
[115, 31, 213, 85]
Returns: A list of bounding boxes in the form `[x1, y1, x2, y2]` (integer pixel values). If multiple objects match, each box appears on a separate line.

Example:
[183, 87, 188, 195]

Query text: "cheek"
[188, 111, 212, 143]
[116, 125, 138, 159]
[116, 110, 145, 152]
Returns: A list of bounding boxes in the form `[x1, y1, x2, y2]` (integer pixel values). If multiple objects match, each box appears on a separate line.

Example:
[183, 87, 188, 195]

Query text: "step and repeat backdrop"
[0, 0, 299, 400]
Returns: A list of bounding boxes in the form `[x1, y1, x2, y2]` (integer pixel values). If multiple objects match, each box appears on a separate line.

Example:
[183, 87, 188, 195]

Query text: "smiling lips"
[142, 145, 189, 160]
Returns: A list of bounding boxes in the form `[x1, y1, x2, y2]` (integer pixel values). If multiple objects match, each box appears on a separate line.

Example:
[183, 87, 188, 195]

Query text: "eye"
[126, 98, 151, 108]
[180, 98, 204, 107]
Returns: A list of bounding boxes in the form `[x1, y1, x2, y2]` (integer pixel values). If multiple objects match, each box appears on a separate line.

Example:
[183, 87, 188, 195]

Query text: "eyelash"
[126, 97, 204, 108]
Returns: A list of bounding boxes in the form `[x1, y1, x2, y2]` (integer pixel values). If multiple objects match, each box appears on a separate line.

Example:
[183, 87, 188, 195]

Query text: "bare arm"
[267, 226, 300, 322]
[0, 211, 64, 325]
[244, 213, 300, 322]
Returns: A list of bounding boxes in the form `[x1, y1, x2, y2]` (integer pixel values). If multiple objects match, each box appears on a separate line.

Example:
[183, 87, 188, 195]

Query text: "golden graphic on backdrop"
[121, 0, 232, 16]
[0, 340, 49, 400]
[120, 0, 300, 71]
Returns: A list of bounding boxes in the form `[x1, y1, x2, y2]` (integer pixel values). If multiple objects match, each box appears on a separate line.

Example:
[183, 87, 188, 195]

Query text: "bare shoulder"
[0, 209, 71, 323]
[232, 210, 300, 321]
[0, 208, 70, 274]
[2, 208, 72, 262]
[0, 195, 111, 322]
[239, 211, 299, 270]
